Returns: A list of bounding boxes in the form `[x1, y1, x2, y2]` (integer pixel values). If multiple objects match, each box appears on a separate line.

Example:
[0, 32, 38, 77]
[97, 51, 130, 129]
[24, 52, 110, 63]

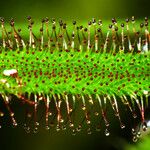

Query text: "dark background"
[0, 0, 150, 150]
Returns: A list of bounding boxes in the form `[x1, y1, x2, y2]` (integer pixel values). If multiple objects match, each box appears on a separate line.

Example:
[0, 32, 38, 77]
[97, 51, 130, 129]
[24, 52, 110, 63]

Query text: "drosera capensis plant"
[0, 16, 149, 140]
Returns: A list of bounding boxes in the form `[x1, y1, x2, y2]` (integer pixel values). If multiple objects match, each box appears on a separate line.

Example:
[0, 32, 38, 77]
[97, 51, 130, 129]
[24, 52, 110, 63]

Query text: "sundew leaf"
[0, 17, 149, 138]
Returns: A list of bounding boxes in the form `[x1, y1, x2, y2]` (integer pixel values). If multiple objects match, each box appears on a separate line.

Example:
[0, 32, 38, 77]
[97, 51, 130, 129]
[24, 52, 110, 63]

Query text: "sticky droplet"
[105, 129, 110, 136]
[0, 112, 4, 117]
[120, 123, 125, 129]
[87, 128, 92, 135]
[86, 120, 91, 125]
[133, 113, 137, 119]
[10, 112, 14, 117]
[25, 126, 30, 133]
[132, 136, 138, 142]
[82, 106, 86, 111]
[60, 118, 64, 123]
[35, 122, 39, 126]
[13, 122, 18, 127]
[72, 129, 76, 135]
[142, 122, 147, 131]
[132, 128, 136, 135]
[45, 125, 50, 130]
[69, 122, 74, 128]
[94, 112, 99, 116]
[62, 125, 66, 130]
[33, 127, 38, 133]
[76, 125, 82, 132]
[137, 131, 141, 138]
[48, 112, 52, 116]
[56, 125, 61, 132]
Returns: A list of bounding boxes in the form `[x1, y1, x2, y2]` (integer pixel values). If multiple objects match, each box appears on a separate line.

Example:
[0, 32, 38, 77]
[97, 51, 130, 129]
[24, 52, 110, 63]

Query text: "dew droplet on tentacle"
[0, 111, 4, 117]
[97, 95, 109, 127]
[122, 95, 137, 119]
[53, 94, 63, 128]
[132, 128, 136, 135]
[105, 128, 110, 136]
[137, 131, 141, 138]
[88, 94, 94, 105]
[45, 94, 50, 128]
[142, 121, 147, 131]
[33, 126, 38, 134]
[87, 127, 92, 135]
[34, 94, 39, 129]
[131, 94, 146, 127]
[0, 112, 3, 128]
[62, 124, 66, 130]
[65, 94, 74, 128]
[94, 112, 99, 116]
[1, 94, 18, 127]
[56, 124, 61, 132]
[76, 124, 82, 132]
[71, 129, 76, 136]
[81, 95, 91, 125]
[108, 95, 125, 129]
[25, 126, 31, 134]
[132, 136, 138, 142]
[45, 125, 50, 130]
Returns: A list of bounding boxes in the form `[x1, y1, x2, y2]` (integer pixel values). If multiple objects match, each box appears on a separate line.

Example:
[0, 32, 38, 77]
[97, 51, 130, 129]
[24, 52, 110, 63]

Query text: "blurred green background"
[0, 0, 150, 150]
[0, 0, 149, 21]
